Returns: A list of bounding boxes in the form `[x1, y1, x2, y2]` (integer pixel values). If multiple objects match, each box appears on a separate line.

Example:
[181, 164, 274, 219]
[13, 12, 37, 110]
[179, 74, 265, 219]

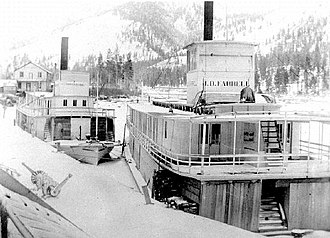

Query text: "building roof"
[14, 61, 52, 74]
[183, 40, 258, 49]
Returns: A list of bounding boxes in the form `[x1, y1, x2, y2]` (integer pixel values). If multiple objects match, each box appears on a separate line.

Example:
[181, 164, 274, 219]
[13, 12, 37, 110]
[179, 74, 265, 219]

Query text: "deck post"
[307, 119, 311, 173]
[257, 120, 261, 173]
[188, 120, 192, 173]
[51, 117, 55, 141]
[328, 129, 330, 172]
[233, 114, 237, 167]
[283, 118, 287, 170]
[319, 122, 323, 160]
[201, 122, 207, 174]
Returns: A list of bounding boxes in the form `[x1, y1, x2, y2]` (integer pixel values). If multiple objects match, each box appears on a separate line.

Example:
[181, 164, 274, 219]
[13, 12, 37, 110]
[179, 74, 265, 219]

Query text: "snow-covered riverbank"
[1, 104, 265, 238]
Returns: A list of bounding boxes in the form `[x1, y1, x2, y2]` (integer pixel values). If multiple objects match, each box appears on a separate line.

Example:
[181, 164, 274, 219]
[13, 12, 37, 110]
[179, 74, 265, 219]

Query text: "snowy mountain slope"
[2, 0, 330, 76]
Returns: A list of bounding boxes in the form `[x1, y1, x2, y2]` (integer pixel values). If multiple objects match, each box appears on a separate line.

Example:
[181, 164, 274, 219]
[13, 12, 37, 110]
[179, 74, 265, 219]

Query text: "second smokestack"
[204, 1, 213, 41]
[60, 37, 69, 70]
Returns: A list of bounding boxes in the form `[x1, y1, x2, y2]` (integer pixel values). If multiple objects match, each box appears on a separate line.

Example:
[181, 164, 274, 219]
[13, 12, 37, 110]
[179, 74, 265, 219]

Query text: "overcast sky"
[1, 0, 326, 40]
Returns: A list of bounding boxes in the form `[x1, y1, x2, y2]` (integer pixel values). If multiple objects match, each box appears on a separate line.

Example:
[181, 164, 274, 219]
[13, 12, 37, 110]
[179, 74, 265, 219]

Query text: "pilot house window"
[73, 100, 77, 106]
[187, 47, 197, 72]
[63, 99, 67, 106]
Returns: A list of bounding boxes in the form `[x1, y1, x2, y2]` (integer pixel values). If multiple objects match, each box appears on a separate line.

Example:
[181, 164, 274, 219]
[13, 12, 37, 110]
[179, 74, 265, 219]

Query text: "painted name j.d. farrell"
[204, 80, 248, 87]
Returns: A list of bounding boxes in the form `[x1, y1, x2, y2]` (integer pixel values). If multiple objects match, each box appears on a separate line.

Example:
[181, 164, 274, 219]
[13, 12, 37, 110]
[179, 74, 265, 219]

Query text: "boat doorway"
[259, 180, 288, 234]
[54, 117, 71, 140]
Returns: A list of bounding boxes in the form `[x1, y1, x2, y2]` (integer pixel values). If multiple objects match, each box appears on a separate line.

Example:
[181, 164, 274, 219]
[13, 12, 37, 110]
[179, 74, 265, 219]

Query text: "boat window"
[187, 47, 197, 72]
[82, 100, 87, 107]
[243, 123, 255, 142]
[73, 99, 77, 106]
[63, 99, 67, 106]
[211, 124, 221, 144]
[199, 124, 209, 144]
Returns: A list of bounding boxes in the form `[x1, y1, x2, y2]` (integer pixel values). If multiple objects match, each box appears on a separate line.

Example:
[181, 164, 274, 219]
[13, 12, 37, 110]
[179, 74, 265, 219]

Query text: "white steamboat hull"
[52, 141, 114, 165]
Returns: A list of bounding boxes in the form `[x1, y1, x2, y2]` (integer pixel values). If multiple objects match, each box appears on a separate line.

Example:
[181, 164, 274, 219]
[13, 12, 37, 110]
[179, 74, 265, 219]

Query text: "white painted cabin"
[16, 71, 115, 142]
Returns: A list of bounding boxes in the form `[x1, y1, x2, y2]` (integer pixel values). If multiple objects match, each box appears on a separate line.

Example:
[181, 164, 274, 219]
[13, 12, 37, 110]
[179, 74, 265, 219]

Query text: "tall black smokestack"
[204, 1, 213, 41]
[60, 37, 69, 70]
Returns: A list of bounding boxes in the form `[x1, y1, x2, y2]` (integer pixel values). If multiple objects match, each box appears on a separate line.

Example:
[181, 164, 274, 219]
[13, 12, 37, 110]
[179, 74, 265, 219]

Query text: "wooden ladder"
[106, 131, 115, 142]
[258, 196, 289, 236]
[261, 121, 283, 167]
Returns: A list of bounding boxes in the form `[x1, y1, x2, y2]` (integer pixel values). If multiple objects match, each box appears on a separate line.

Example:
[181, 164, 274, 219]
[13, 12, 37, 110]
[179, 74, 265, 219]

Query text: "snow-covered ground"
[0, 104, 265, 238]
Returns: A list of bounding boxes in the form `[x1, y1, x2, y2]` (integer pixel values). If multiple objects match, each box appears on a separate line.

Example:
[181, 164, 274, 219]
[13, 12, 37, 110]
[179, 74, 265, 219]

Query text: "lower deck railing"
[128, 120, 330, 176]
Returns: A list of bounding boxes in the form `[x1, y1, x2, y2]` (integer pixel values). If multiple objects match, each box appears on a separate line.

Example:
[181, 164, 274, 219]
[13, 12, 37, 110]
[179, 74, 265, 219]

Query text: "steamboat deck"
[127, 101, 330, 233]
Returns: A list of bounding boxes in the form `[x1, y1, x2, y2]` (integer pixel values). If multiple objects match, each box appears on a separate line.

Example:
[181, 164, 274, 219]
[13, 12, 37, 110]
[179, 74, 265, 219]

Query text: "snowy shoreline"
[1, 104, 265, 238]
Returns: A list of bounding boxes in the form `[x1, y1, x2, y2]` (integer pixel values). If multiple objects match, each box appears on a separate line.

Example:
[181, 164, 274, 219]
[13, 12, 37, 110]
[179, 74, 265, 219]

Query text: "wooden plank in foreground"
[0, 185, 90, 238]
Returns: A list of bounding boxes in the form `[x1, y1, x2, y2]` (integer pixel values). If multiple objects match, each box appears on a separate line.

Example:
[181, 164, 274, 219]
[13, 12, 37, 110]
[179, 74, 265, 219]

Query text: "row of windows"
[63, 99, 87, 107]
[19, 72, 43, 78]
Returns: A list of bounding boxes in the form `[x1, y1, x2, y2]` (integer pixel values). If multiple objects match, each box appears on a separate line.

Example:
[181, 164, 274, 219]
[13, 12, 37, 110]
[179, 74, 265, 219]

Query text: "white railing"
[127, 119, 330, 176]
[17, 104, 115, 118]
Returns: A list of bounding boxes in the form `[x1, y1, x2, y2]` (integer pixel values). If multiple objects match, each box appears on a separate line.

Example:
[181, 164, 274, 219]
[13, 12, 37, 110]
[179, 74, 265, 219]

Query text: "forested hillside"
[2, 1, 329, 95]
[257, 16, 329, 94]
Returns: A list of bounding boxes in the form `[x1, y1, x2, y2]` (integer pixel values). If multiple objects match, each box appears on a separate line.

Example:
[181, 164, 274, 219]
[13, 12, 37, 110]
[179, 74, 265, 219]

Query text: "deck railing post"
[283, 118, 287, 171]
[319, 122, 323, 161]
[328, 137, 330, 172]
[257, 120, 261, 173]
[233, 113, 237, 169]
[188, 121, 192, 174]
[201, 122, 207, 174]
[307, 119, 311, 173]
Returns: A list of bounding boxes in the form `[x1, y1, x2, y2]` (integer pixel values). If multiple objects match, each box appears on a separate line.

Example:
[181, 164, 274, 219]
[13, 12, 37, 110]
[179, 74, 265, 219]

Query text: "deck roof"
[128, 101, 330, 123]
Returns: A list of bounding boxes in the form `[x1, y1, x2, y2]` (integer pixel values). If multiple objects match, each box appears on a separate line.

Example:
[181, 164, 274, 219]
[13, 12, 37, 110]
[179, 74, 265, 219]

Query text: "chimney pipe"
[204, 1, 213, 41]
[60, 37, 69, 70]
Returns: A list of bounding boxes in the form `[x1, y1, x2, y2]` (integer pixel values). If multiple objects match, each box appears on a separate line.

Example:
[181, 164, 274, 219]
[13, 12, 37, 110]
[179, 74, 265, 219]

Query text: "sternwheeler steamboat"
[127, 2, 330, 235]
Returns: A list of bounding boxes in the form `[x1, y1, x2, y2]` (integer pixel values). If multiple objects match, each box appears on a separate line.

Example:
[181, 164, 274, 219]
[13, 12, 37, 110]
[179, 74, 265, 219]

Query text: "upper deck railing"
[17, 102, 115, 118]
[126, 113, 330, 179]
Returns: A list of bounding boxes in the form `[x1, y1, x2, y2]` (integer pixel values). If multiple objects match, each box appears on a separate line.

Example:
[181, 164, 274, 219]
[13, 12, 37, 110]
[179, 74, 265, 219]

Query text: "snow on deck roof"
[129, 101, 330, 123]
[26, 91, 53, 98]
[129, 101, 194, 119]
[183, 40, 258, 49]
